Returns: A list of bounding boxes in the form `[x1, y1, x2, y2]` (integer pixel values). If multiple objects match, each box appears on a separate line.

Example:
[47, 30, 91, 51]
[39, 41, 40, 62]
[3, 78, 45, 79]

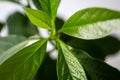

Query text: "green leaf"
[0, 39, 48, 80]
[24, 8, 52, 30]
[0, 23, 4, 31]
[0, 35, 26, 53]
[0, 40, 29, 65]
[35, 54, 57, 80]
[73, 49, 120, 80]
[67, 36, 120, 60]
[61, 7, 120, 39]
[57, 39, 87, 80]
[39, 0, 60, 21]
[32, 0, 42, 10]
[93, 36, 120, 55]
[7, 12, 39, 37]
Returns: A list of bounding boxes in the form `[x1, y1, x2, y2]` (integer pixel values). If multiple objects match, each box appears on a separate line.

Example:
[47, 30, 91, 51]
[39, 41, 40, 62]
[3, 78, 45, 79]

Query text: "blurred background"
[0, 0, 120, 71]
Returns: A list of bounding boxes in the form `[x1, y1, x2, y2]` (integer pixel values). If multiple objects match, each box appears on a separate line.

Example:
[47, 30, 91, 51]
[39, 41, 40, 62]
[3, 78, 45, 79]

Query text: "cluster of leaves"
[0, 0, 120, 80]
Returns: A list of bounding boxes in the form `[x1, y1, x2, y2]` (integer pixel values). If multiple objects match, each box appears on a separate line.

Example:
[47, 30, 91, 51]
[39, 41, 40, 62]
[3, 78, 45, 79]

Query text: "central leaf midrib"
[28, 10, 51, 29]
[60, 49, 74, 80]
[62, 18, 120, 30]
[13, 40, 46, 79]
[49, 0, 52, 18]
[0, 40, 28, 65]
[60, 42, 86, 80]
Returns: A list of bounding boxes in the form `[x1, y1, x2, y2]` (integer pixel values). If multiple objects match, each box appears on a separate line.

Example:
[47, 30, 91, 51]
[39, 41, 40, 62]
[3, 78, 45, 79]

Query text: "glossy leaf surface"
[57, 39, 87, 80]
[0, 39, 48, 80]
[7, 12, 38, 37]
[61, 8, 120, 39]
[73, 50, 120, 80]
[24, 8, 51, 30]
[0, 35, 26, 53]
[39, 0, 60, 21]
[0, 39, 28, 65]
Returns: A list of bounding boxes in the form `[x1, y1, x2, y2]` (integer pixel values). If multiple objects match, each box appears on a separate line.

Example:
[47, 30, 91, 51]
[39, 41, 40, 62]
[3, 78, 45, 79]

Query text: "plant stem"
[51, 21, 56, 39]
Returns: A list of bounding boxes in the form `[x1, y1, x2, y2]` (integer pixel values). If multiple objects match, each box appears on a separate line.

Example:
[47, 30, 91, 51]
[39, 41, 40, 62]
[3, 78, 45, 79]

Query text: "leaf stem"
[51, 21, 56, 40]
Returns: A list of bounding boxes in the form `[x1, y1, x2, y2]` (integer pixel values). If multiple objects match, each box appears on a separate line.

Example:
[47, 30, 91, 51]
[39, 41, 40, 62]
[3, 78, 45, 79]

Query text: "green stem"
[51, 21, 56, 39]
